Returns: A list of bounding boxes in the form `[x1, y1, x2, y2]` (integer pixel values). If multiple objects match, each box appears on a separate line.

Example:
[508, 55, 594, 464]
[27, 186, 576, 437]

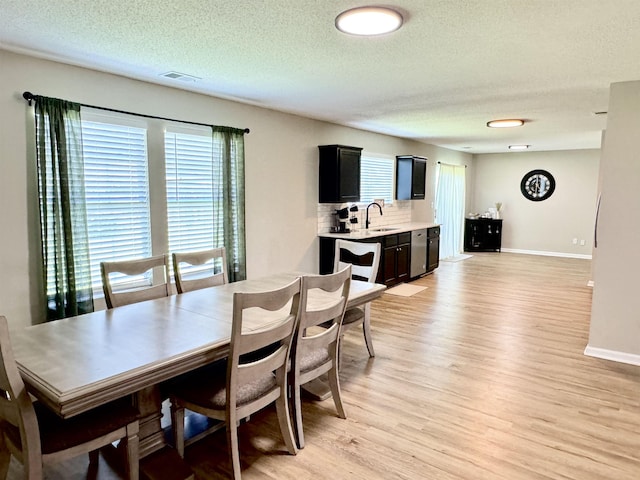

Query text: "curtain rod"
[438, 161, 467, 167]
[22, 91, 250, 134]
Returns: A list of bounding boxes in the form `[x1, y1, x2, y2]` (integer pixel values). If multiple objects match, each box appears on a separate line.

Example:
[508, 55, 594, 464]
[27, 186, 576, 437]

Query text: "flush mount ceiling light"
[486, 119, 525, 128]
[335, 7, 403, 36]
[509, 145, 530, 150]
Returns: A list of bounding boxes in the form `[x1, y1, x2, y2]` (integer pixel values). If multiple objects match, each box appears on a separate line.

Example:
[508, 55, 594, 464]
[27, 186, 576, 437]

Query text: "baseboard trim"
[501, 248, 592, 260]
[584, 345, 640, 366]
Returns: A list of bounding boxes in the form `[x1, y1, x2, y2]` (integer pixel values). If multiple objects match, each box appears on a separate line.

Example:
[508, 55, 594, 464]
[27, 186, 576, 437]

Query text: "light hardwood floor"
[8, 253, 640, 479]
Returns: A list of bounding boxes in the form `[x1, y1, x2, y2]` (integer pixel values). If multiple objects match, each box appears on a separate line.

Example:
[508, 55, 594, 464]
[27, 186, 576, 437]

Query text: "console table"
[464, 218, 503, 252]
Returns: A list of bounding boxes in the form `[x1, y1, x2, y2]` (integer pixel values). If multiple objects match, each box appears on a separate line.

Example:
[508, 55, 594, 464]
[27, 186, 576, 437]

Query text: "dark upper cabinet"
[318, 145, 362, 203]
[396, 155, 427, 200]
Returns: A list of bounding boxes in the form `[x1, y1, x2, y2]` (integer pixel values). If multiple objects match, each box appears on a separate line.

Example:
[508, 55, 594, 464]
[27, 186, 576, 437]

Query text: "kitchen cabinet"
[318, 144, 362, 203]
[426, 226, 440, 272]
[319, 227, 439, 287]
[381, 232, 411, 287]
[396, 155, 427, 200]
[464, 218, 502, 252]
[319, 233, 411, 287]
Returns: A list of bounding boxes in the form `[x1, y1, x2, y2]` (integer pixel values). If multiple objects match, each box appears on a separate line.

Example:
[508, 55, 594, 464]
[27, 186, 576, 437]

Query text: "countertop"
[318, 222, 439, 240]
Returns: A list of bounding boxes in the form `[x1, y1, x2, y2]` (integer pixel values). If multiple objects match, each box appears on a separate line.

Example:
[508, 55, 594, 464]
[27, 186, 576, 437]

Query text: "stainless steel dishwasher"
[410, 229, 427, 278]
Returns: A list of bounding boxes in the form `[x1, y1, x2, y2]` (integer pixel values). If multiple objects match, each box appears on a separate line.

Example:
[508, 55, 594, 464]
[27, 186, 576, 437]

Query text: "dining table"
[12, 272, 386, 479]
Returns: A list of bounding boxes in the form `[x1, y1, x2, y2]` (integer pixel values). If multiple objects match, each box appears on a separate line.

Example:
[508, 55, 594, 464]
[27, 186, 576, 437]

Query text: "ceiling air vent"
[160, 71, 201, 82]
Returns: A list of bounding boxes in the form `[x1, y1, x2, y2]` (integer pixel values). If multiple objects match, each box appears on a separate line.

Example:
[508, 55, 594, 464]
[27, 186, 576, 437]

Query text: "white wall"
[472, 150, 600, 256]
[0, 49, 472, 329]
[588, 80, 640, 364]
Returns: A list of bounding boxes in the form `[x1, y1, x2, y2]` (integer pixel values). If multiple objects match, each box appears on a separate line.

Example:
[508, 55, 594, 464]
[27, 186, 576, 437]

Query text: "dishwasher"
[410, 229, 428, 278]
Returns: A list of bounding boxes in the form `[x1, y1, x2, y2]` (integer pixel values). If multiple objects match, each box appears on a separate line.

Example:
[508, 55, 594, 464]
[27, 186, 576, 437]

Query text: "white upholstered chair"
[167, 278, 301, 479]
[172, 247, 228, 294]
[100, 254, 170, 309]
[291, 266, 351, 449]
[0, 316, 140, 479]
[333, 239, 381, 357]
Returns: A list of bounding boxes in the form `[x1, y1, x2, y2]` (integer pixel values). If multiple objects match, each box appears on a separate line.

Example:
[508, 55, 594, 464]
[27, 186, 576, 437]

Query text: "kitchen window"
[360, 153, 394, 204]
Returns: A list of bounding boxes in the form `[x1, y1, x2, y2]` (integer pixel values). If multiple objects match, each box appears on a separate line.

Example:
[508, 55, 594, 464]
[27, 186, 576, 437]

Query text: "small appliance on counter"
[334, 207, 350, 233]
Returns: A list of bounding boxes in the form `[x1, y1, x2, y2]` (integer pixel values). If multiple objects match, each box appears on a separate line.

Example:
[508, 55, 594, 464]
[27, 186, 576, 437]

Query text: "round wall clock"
[520, 169, 555, 201]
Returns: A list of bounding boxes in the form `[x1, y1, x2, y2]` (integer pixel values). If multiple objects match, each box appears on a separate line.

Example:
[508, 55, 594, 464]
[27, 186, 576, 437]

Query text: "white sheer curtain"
[435, 163, 466, 259]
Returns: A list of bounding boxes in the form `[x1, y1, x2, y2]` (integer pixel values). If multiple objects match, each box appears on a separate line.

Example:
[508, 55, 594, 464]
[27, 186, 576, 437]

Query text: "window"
[82, 119, 151, 288]
[35, 100, 246, 313]
[78, 112, 226, 292]
[360, 153, 394, 204]
[165, 128, 226, 277]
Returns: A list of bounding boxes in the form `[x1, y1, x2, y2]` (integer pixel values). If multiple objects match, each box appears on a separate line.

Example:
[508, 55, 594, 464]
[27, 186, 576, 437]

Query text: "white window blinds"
[360, 154, 394, 204]
[165, 129, 222, 256]
[82, 120, 151, 288]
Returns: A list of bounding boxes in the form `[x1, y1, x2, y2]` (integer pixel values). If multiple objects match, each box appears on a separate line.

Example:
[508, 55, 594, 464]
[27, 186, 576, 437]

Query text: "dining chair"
[0, 316, 140, 480]
[333, 239, 381, 357]
[291, 265, 351, 449]
[167, 278, 301, 479]
[172, 247, 228, 294]
[100, 254, 170, 308]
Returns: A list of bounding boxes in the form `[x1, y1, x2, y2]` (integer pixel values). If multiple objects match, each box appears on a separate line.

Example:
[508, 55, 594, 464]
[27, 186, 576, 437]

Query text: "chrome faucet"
[365, 202, 383, 229]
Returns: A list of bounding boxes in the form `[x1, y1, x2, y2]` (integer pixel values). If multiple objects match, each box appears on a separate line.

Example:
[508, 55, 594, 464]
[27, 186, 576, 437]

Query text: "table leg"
[122, 386, 195, 480]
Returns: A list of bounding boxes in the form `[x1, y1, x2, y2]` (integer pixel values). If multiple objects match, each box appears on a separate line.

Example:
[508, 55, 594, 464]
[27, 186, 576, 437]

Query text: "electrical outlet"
[580, 239, 586, 246]
[572, 238, 578, 245]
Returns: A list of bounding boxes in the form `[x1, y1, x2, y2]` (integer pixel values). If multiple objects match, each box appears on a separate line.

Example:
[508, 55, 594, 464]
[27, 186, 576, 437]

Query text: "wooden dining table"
[12, 272, 385, 479]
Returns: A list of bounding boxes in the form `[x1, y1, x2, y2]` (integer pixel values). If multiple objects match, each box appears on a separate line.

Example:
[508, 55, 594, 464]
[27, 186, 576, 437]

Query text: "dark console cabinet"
[318, 144, 362, 203]
[396, 155, 427, 200]
[464, 218, 503, 252]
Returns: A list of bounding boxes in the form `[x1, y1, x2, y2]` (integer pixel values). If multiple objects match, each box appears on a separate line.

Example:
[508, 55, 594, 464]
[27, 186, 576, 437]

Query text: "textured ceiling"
[2, 0, 640, 153]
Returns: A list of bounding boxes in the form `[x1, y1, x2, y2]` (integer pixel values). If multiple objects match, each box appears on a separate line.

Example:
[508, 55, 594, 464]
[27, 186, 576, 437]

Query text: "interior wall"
[472, 150, 600, 256]
[588, 80, 640, 363]
[0, 49, 472, 329]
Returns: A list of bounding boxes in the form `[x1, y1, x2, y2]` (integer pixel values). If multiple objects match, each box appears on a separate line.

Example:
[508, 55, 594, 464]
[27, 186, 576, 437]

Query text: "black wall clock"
[520, 169, 555, 201]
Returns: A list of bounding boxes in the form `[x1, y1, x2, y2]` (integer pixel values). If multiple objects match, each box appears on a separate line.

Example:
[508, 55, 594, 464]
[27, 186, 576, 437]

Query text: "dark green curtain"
[212, 127, 246, 282]
[34, 96, 94, 320]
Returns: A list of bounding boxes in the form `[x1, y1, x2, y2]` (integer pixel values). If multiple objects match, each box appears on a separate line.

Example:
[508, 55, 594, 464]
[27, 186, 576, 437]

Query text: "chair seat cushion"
[298, 348, 330, 373]
[169, 361, 277, 410]
[342, 307, 365, 325]
[2, 398, 139, 455]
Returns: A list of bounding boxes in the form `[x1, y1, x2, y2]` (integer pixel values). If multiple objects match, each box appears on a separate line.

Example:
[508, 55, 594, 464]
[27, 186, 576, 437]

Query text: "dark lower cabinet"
[426, 226, 440, 272]
[381, 233, 411, 287]
[464, 218, 503, 252]
[320, 231, 416, 288]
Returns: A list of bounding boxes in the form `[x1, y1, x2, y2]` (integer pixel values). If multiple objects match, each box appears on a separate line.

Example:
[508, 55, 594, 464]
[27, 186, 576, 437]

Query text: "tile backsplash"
[317, 201, 412, 234]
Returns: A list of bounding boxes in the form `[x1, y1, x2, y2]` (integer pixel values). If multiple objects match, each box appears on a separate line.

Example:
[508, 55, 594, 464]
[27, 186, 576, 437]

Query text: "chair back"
[100, 254, 170, 308]
[333, 240, 381, 282]
[172, 247, 228, 294]
[294, 266, 351, 365]
[0, 316, 43, 471]
[227, 278, 302, 414]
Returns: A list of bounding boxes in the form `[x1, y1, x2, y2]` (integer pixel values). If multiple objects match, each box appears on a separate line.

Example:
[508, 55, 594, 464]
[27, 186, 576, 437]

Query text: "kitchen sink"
[371, 227, 399, 232]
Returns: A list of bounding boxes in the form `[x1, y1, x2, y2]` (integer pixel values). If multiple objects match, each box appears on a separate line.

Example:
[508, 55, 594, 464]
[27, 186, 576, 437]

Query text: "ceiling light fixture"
[509, 145, 530, 150]
[335, 7, 403, 36]
[487, 119, 524, 128]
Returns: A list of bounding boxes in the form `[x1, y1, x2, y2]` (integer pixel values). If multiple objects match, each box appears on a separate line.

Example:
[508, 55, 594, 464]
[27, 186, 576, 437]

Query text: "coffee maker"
[335, 207, 350, 233]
